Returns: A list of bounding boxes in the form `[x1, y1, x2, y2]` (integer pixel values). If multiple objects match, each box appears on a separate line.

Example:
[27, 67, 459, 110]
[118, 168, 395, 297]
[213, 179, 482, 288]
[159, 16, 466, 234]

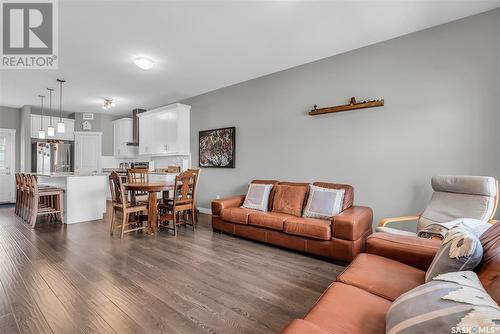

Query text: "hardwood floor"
[0, 204, 344, 334]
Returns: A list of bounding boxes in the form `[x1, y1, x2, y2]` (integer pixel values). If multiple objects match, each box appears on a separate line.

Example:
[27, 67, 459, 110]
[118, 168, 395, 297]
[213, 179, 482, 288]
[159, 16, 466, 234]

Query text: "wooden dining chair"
[158, 171, 197, 236]
[109, 171, 148, 238]
[126, 168, 149, 204]
[187, 168, 201, 221]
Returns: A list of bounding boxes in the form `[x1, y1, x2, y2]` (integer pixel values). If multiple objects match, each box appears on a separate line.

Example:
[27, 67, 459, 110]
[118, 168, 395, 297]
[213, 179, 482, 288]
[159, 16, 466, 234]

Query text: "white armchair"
[377, 175, 499, 237]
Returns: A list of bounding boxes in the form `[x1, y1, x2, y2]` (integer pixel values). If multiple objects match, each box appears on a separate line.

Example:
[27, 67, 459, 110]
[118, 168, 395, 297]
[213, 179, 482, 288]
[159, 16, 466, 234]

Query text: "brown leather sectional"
[281, 223, 500, 334]
[211, 180, 373, 262]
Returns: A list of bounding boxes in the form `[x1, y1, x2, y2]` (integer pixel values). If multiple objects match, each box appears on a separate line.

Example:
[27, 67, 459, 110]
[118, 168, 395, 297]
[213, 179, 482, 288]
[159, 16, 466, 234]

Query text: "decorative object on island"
[199, 126, 235, 168]
[309, 97, 384, 116]
[38, 94, 46, 139]
[56, 78, 66, 133]
[47, 88, 55, 137]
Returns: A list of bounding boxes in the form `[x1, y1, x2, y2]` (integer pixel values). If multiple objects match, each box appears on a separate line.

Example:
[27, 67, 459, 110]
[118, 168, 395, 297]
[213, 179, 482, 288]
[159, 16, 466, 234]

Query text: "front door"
[0, 129, 16, 203]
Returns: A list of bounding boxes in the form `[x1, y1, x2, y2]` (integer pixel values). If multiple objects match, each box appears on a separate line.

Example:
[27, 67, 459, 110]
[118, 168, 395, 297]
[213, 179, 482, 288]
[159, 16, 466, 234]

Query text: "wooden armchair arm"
[378, 215, 420, 227]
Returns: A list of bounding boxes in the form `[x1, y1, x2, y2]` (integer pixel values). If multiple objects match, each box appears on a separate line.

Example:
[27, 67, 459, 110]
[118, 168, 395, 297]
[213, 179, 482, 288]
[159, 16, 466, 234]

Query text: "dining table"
[123, 182, 174, 234]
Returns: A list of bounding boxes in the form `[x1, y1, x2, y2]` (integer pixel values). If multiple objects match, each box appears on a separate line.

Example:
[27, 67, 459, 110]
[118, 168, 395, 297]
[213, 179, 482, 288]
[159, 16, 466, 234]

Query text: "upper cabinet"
[112, 118, 137, 157]
[138, 103, 191, 156]
[30, 114, 75, 141]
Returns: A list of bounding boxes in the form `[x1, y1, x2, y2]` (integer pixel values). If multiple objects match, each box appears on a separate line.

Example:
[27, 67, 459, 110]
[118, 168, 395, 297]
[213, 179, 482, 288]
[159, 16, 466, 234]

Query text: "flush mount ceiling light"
[133, 57, 155, 70]
[102, 99, 115, 110]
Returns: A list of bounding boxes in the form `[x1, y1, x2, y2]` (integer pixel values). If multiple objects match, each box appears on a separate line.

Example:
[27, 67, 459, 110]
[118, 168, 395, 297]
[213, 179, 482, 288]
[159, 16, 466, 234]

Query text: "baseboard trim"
[198, 207, 212, 215]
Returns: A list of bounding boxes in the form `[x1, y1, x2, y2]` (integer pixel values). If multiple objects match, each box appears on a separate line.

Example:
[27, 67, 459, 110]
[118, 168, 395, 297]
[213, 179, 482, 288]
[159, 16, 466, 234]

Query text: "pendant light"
[47, 88, 55, 137]
[38, 95, 46, 139]
[56, 78, 66, 133]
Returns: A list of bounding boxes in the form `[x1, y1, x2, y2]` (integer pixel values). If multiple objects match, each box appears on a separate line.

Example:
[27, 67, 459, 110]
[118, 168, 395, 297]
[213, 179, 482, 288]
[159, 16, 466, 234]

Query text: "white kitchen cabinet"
[138, 103, 190, 156]
[30, 114, 75, 140]
[74, 132, 102, 174]
[112, 118, 137, 157]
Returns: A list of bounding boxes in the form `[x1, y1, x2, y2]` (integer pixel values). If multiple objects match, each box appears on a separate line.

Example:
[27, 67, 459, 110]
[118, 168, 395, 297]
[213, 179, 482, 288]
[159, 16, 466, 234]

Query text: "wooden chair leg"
[173, 211, 177, 237]
[30, 198, 38, 228]
[121, 212, 129, 239]
[57, 192, 64, 224]
[110, 208, 115, 236]
[191, 208, 196, 231]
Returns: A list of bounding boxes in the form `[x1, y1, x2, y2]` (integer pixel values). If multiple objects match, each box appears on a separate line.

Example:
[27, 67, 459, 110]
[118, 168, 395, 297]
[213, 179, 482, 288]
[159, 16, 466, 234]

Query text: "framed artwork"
[199, 127, 235, 168]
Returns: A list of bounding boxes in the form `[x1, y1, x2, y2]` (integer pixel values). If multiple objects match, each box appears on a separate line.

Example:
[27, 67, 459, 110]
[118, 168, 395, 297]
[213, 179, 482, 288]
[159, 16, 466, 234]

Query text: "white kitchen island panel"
[38, 174, 108, 224]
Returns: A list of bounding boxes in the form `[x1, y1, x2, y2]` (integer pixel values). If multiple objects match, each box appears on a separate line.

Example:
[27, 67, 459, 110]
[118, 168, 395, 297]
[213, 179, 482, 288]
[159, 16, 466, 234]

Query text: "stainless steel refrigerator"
[32, 142, 72, 174]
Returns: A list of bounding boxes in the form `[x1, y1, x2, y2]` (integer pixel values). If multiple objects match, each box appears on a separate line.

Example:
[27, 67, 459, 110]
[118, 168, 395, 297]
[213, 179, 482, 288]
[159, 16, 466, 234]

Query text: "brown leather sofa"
[281, 223, 500, 334]
[211, 180, 373, 262]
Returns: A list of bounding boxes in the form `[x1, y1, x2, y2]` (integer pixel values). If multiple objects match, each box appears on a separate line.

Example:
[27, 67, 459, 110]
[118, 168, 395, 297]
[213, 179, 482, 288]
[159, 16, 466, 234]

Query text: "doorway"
[0, 128, 16, 203]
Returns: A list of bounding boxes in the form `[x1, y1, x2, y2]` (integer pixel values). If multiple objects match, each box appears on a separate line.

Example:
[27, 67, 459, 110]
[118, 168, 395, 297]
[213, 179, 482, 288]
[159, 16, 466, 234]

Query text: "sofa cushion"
[337, 253, 425, 301]
[304, 282, 391, 334]
[272, 184, 308, 217]
[303, 184, 345, 219]
[280, 319, 330, 334]
[248, 212, 291, 231]
[284, 217, 331, 241]
[242, 183, 274, 212]
[220, 207, 256, 225]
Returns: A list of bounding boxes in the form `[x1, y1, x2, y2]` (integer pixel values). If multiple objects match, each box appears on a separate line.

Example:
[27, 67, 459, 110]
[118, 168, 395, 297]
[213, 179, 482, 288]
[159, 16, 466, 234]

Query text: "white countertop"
[36, 173, 108, 178]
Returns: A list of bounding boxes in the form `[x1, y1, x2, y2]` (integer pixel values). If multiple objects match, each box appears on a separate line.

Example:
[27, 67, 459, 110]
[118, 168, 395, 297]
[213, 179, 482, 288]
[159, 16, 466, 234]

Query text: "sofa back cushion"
[313, 182, 354, 211]
[418, 175, 497, 232]
[250, 180, 279, 211]
[272, 183, 308, 217]
[477, 222, 500, 304]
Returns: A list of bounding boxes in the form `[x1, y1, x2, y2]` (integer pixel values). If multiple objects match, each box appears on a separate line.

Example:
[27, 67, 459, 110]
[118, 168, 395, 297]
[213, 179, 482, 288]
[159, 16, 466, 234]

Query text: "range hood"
[125, 108, 146, 146]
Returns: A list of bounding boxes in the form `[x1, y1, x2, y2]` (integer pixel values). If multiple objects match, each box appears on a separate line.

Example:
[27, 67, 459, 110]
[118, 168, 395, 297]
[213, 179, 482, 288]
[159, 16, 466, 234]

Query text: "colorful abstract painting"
[199, 127, 235, 168]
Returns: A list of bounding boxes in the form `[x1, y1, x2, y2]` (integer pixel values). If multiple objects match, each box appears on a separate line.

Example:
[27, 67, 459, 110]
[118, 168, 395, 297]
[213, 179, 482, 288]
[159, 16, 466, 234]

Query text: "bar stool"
[26, 175, 65, 228]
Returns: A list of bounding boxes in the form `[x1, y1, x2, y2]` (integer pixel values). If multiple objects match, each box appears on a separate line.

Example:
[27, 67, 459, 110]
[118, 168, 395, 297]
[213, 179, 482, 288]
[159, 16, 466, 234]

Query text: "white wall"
[183, 9, 500, 225]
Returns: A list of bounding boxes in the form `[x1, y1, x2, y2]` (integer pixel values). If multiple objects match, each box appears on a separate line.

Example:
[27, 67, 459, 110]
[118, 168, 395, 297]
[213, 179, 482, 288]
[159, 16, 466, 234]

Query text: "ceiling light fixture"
[47, 88, 55, 137]
[38, 94, 46, 139]
[57, 78, 66, 133]
[133, 57, 155, 70]
[102, 99, 115, 110]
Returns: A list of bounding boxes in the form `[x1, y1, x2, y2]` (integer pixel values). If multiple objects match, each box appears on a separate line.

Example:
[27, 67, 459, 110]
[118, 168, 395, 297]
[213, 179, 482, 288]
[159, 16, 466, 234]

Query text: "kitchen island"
[37, 173, 108, 224]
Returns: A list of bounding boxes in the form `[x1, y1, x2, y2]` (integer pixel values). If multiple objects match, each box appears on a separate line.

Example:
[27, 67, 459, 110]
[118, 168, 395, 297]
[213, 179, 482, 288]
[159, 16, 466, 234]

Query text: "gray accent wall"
[0, 106, 21, 171]
[183, 9, 500, 226]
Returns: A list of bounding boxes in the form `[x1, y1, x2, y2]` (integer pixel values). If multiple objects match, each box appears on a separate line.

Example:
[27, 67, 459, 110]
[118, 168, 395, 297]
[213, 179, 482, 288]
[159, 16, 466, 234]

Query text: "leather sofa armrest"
[281, 319, 331, 334]
[332, 206, 373, 241]
[366, 232, 441, 271]
[211, 195, 246, 216]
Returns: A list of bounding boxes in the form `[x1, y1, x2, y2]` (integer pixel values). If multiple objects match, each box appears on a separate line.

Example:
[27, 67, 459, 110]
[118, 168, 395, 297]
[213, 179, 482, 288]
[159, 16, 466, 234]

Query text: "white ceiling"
[1, 0, 499, 116]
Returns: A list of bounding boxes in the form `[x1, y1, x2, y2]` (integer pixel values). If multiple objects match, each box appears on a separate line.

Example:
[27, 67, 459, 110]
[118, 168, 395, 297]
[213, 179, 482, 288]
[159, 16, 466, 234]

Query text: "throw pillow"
[386, 271, 500, 334]
[425, 224, 483, 282]
[241, 183, 274, 212]
[272, 184, 308, 217]
[303, 184, 345, 219]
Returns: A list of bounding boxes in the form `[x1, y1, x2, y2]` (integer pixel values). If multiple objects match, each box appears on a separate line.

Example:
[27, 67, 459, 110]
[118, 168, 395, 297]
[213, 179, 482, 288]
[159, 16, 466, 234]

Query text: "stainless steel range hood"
[125, 108, 146, 146]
